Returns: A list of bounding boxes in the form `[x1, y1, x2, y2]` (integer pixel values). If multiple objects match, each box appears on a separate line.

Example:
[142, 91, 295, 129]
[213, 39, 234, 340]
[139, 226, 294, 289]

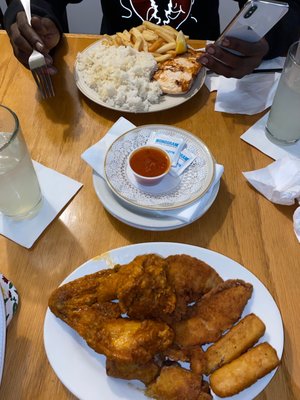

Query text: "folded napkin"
[243, 156, 300, 242]
[155, 164, 224, 222]
[0, 275, 19, 326]
[241, 112, 300, 160]
[82, 117, 224, 224]
[205, 58, 284, 115]
[0, 162, 83, 249]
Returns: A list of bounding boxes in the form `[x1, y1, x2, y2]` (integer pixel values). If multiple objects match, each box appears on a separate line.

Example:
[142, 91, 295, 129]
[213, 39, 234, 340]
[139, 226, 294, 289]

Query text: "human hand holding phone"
[199, 0, 288, 78]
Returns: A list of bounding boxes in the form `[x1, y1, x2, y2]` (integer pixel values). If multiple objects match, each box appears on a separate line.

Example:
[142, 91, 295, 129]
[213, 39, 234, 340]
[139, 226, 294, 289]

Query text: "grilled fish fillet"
[153, 50, 203, 94]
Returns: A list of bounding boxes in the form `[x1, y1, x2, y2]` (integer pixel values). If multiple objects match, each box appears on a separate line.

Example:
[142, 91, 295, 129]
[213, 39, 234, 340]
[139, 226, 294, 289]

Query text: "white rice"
[76, 43, 162, 112]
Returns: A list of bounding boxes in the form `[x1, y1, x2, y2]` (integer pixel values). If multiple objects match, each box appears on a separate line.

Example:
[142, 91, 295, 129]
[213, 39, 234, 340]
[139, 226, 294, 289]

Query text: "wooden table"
[0, 31, 299, 400]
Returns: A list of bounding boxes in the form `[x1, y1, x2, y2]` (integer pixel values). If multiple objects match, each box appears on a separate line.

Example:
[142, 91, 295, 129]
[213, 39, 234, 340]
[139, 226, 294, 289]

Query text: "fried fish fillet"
[153, 50, 203, 94]
[173, 280, 253, 347]
[145, 365, 212, 400]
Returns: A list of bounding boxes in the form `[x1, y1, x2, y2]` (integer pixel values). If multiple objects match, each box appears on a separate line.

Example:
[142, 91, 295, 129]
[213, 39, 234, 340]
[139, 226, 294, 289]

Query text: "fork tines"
[31, 65, 55, 99]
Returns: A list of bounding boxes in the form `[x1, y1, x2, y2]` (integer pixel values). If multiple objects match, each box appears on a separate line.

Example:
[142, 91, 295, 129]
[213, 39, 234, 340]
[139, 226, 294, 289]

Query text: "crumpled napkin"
[205, 57, 284, 115]
[0, 162, 83, 249]
[82, 117, 224, 223]
[243, 156, 300, 241]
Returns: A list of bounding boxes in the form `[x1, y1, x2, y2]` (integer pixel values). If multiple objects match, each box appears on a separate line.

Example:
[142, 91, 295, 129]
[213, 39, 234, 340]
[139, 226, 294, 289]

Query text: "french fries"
[101, 22, 189, 63]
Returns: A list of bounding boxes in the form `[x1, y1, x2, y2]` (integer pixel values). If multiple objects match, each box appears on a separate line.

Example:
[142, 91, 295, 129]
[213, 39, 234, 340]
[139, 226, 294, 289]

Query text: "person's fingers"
[199, 38, 269, 78]
[16, 12, 44, 51]
[220, 36, 269, 57]
[31, 16, 60, 52]
[199, 53, 238, 78]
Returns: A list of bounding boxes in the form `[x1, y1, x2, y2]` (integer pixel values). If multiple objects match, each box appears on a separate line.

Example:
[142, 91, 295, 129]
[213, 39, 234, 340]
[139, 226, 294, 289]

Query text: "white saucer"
[93, 171, 220, 231]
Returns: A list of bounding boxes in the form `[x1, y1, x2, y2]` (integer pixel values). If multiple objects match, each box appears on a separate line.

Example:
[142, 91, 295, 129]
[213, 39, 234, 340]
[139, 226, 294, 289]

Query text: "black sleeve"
[4, 0, 82, 33]
[233, 0, 300, 58]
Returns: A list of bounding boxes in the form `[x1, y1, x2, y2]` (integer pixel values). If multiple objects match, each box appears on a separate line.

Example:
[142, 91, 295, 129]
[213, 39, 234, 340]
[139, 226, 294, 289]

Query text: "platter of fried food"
[44, 242, 284, 400]
[74, 22, 206, 113]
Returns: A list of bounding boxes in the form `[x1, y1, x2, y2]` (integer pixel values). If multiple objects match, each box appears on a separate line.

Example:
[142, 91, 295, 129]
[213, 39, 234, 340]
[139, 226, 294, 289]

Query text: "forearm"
[4, 0, 81, 33]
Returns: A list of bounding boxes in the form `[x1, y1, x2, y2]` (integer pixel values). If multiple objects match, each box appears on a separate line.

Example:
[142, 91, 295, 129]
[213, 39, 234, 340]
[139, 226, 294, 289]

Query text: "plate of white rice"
[74, 40, 206, 113]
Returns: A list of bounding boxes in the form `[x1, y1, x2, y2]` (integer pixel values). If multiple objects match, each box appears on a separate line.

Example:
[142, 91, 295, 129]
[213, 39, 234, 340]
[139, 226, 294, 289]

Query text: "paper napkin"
[205, 58, 284, 115]
[81, 117, 224, 224]
[241, 112, 300, 160]
[81, 117, 135, 176]
[243, 157, 300, 242]
[156, 164, 224, 222]
[0, 162, 83, 249]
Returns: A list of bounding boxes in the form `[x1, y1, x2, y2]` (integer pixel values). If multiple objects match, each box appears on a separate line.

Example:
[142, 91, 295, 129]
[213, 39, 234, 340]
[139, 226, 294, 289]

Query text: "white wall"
[67, 0, 239, 34]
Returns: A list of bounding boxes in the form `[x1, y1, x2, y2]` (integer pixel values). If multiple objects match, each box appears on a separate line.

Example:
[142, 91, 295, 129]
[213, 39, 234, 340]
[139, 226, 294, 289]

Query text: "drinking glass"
[0, 105, 42, 218]
[266, 41, 300, 143]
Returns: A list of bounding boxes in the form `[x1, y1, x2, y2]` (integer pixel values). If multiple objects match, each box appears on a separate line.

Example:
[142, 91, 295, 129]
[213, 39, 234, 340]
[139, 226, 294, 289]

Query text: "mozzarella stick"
[210, 342, 280, 398]
[205, 313, 266, 374]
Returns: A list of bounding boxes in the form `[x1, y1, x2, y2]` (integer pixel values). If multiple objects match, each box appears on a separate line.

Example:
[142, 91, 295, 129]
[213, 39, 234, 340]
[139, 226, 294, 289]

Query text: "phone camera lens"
[243, 5, 257, 19]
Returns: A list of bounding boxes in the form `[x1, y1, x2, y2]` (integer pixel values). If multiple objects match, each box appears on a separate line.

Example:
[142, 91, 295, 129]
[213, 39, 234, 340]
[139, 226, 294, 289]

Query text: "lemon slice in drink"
[176, 31, 187, 54]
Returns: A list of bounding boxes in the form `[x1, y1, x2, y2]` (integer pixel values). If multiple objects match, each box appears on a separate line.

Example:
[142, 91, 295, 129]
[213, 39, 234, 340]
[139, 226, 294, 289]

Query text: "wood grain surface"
[0, 31, 299, 400]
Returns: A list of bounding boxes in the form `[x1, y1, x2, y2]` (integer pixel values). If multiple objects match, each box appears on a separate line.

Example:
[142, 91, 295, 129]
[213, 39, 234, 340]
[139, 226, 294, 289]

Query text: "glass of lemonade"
[0, 105, 42, 219]
[266, 41, 300, 143]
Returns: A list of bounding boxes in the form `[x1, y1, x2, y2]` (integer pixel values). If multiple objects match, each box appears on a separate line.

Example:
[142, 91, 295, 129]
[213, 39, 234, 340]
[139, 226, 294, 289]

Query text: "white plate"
[74, 40, 206, 114]
[104, 125, 215, 211]
[44, 242, 284, 400]
[0, 288, 6, 385]
[93, 172, 220, 230]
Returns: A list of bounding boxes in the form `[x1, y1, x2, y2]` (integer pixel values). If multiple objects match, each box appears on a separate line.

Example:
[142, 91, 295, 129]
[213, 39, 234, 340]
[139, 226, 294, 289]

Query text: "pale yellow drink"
[0, 106, 42, 218]
[266, 41, 300, 143]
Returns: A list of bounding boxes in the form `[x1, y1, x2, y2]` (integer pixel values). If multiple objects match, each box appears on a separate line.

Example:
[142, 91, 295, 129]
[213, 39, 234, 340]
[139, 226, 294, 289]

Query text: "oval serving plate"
[44, 242, 284, 400]
[104, 125, 215, 211]
[74, 40, 206, 113]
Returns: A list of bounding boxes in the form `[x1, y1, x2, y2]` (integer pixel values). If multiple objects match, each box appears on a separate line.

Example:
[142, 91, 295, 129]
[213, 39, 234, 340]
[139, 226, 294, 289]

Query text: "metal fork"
[20, 0, 55, 99]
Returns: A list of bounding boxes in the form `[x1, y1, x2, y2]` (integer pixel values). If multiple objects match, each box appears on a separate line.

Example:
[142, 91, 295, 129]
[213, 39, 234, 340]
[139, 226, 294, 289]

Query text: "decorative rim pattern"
[104, 125, 215, 211]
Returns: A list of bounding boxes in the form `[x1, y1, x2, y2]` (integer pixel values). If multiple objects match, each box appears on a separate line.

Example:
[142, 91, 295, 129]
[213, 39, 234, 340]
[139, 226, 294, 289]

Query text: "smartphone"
[216, 0, 289, 47]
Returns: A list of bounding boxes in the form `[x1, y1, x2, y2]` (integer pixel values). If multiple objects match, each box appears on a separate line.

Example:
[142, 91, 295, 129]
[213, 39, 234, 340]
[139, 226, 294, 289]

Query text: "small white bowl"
[128, 145, 171, 186]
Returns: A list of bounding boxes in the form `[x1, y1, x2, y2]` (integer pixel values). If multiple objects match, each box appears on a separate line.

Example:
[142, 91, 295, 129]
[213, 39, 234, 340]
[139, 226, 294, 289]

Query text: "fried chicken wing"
[106, 358, 161, 385]
[49, 268, 118, 316]
[173, 280, 253, 347]
[145, 365, 211, 400]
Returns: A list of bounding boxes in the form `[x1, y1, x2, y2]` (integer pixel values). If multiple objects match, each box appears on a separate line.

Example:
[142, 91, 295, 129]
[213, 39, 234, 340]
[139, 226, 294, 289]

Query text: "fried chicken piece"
[163, 345, 207, 376]
[145, 365, 210, 400]
[106, 358, 161, 385]
[59, 311, 174, 363]
[165, 255, 223, 321]
[173, 280, 253, 347]
[49, 268, 118, 316]
[117, 254, 176, 320]
[190, 347, 207, 376]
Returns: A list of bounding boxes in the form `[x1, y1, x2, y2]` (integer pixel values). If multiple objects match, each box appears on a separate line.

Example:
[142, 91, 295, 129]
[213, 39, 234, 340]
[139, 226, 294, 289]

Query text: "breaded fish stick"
[205, 313, 266, 374]
[210, 342, 280, 397]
